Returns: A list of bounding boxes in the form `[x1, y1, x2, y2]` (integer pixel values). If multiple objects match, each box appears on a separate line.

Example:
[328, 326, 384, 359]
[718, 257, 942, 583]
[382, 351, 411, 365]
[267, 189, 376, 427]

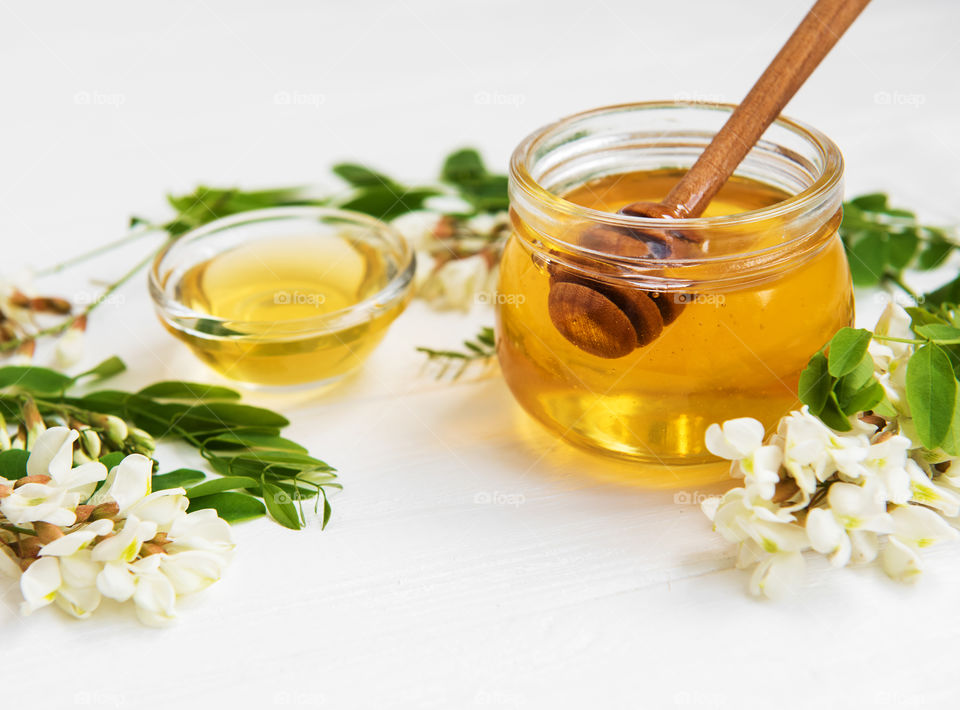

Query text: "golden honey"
[499, 103, 852, 465]
[151, 209, 414, 389]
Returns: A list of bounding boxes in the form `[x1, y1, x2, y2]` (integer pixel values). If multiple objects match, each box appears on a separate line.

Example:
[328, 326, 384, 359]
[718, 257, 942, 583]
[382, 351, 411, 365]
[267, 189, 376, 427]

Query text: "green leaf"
[798, 351, 831, 413]
[839, 381, 885, 416]
[332, 163, 395, 188]
[915, 324, 960, 344]
[906, 307, 950, 328]
[906, 343, 957, 449]
[888, 229, 920, 270]
[202, 433, 307, 453]
[0, 449, 30, 479]
[441, 148, 487, 185]
[924, 274, 960, 308]
[0, 366, 73, 394]
[261, 478, 303, 530]
[187, 492, 266, 523]
[917, 237, 953, 270]
[73, 356, 127, 384]
[827, 328, 874, 377]
[849, 193, 889, 211]
[818, 392, 853, 431]
[152, 468, 207, 491]
[185, 476, 258, 498]
[180, 403, 289, 428]
[846, 231, 889, 287]
[138, 381, 241, 401]
[338, 186, 439, 222]
[98, 452, 126, 470]
[939, 388, 960, 457]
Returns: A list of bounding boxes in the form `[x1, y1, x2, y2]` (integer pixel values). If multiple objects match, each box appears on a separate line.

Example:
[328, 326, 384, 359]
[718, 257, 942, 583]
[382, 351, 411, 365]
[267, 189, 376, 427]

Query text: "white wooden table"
[2, 1, 959, 707]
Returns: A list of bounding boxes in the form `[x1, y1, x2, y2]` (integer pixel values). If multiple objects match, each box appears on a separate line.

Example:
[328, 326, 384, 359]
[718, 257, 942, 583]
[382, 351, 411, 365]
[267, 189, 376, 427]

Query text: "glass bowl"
[149, 207, 415, 390]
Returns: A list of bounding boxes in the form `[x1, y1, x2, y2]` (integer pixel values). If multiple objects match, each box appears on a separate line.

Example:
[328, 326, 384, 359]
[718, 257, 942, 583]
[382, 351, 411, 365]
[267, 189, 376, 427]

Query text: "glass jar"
[497, 102, 853, 465]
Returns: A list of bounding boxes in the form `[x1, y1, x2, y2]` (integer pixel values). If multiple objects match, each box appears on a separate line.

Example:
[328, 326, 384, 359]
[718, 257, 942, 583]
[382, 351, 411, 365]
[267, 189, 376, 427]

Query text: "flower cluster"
[0, 427, 234, 625]
[392, 211, 507, 310]
[0, 274, 85, 367]
[702, 303, 960, 598]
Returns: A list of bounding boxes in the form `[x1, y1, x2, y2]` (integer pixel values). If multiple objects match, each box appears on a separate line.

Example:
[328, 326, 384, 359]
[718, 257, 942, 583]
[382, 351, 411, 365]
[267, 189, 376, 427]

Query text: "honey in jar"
[496, 102, 853, 465]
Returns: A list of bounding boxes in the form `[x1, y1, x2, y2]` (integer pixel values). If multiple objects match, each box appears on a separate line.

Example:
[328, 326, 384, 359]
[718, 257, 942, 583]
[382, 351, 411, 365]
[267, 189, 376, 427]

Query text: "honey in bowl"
[498, 103, 853, 465]
[150, 208, 414, 390]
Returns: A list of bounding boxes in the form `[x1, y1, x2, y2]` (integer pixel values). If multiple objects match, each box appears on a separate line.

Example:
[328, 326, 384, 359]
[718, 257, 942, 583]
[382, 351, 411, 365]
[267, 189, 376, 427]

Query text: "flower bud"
[18, 536, 42, 559]
[29, 296, 72, 315]
[21, 398, 45, 448]
[74, 504, 93, 523]
[91, 413, 128, 448]
[14, 474, 51, 488]
[45, 414, 69, 428]
[78, 428, 102, 459]
[90, 501, 120, 521]
[73, 448, 92, 466]
[126, 427, 156, 456]
[34, 522, 63, 545]
[0, 413, 10, 451]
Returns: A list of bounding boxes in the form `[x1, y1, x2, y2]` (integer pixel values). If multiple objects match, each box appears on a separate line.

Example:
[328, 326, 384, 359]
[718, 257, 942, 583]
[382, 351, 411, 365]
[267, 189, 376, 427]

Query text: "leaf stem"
[34, 225, 158, 277]
[872, 335, 926, 345]
[0, 239, 171, 353]
[1, 523, 36, 536]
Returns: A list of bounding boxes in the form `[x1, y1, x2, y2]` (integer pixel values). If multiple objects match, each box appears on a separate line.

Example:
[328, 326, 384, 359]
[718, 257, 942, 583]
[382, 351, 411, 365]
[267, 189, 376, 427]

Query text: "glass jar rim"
[509, 101, 844, 265]
[149, 206, 415, 336]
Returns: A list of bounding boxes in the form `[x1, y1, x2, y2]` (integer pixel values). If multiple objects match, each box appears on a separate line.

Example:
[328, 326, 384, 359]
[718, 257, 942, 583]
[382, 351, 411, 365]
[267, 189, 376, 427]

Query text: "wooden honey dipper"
[548, 0, 871, 359]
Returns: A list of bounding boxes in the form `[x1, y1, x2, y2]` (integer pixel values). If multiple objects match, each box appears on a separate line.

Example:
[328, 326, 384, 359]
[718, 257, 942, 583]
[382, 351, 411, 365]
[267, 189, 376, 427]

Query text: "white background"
[2, 1, 959, 708]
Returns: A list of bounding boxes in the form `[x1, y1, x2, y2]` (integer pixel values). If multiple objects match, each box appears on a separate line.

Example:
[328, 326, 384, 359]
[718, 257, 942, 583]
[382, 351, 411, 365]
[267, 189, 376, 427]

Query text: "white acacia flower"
[0, 427, 107, 525]
[87, 453, 152, 513]
[905, 459, 960, 516]
[709, 488, 806, 554]
[20, 519, 114, 618]
[777, 409, 837, 494]
[706, 419, 782, 499]
[705, 418, 765, 460]
[870, 303, 913, 361]
[55, 327, 85, 369]
[94, 514, 161, 605]
[166, 508, 235, 560]
[420, 254, 491, 311]
[805, 480, 893, 567]
[127, 555, 177, 627]
[749, 550, 805, 600]
[126, 488, 189, 530]
[390, 211, 442, 251]
[881, 505, 959, 583]
[857, 435, 912, 503]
